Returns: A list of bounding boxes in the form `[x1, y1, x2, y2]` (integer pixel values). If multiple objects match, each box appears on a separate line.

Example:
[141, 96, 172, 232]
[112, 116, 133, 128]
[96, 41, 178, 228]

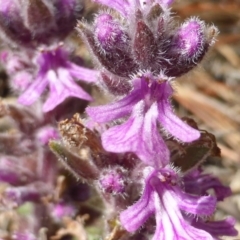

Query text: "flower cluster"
[70, 0, 237, 239]
[78, 0, 218, 167]
[0, 0, 237, 239]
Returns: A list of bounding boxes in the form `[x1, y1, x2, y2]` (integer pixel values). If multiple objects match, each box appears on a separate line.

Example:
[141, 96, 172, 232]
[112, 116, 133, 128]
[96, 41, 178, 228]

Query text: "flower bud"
[99, 167, 126, 195]
[12, 232, 37, 240]
[49, 140, 100, 180]
[77, 21, 137, 77]
[165, 18, 218, 77]
[159, 0, 174, 8]
[0, 51, 34, 92]
[11, 71, 33, 92]
[172, 18, 205, 59]
[95, 13, 128, 51]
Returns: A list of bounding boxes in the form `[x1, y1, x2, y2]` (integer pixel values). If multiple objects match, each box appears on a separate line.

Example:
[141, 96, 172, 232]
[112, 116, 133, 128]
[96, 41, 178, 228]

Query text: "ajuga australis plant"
[0, 0, 237, 239]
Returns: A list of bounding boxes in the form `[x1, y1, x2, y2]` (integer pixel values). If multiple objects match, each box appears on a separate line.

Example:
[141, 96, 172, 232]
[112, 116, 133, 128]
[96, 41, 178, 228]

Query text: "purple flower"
[18, 46, 98, 112]
[120, 166, 217, 239]
[87, 73, 199, 167]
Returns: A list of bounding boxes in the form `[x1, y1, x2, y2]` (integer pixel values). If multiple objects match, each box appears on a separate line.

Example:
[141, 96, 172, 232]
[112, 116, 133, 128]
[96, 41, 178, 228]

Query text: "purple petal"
[184, 172, 232, 201]
[158, 101, 200, 142]
[120, 181, 155, 232]
[102, 102, 170, 167]
[153, 189, 214, 240]
[102, 101, 144, 152]
[196, 174, 232, 201]
[43, 69, 92, 112]
[141, 102, 170, 166]
[68, 63, 98, 83]
[176, 190, 216, 216]
[18, 75, 48, 105]
[86, 90, 141, 123]
[192, 217, 238, 237]
[86, 69, 150, 123]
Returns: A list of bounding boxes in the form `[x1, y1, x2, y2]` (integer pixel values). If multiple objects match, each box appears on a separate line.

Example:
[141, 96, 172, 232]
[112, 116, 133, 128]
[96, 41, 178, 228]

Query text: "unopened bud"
[77, 21, 137, 77]
[99, 167, 127, 195]
[95, 13, 128, 51]
[165, 18, 218, 77]
[49, 140, 100, 180]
